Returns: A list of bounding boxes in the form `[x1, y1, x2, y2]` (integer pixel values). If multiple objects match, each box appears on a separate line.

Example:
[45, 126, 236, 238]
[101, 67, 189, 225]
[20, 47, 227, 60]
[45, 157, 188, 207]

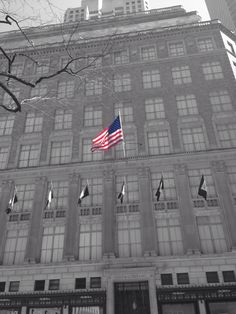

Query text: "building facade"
[0, 4, 236, 314]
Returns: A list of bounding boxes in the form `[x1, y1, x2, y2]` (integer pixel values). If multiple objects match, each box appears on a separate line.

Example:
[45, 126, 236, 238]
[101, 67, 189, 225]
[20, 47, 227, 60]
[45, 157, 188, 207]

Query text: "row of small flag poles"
[5, 114, 207, 213]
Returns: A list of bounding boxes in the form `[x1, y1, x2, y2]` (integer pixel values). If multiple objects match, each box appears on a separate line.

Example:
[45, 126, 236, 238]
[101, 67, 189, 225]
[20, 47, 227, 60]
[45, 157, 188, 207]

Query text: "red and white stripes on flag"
[91, 115, 124, 152]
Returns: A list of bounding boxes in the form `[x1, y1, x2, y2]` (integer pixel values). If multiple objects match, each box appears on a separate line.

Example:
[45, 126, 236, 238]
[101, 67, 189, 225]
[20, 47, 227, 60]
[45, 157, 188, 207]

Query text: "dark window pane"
[206, 272, 219, 283]
[177, 273, 189, 285]
[49, 279, 60, 290]
[90, 277, 101, 288]
[161, 274, 173, 286]
[9, 281, 20, 292]
[223, 271, 236, 282]
[34, 280, 45, 291]
[75, 278, 86, 289]
[0, 282, 5, 292]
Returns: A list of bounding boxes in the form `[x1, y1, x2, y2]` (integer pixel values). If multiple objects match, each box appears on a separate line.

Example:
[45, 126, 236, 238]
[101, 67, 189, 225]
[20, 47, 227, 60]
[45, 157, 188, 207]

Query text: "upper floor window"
[18, 143, 40, 168]
[180, 127, 207, 152]
[188, 168, 216, 198]
[57, 81, 75, 98]
[115, 134, 136, 158]
[50, 140, 71, 164]
[85, 78, 102, 96]
[54, 109, 72, 130]
[3, 229, 28, 265]
[3, 88, 20, 109]
[140, 46, 156, 61]
[116, 175, 139, 203]
[82, 139, 103, 162]
[151, 171, 177, 200]
[0, 115, 14, 135]
[31, 84, 47, 97]
[216, 123, 236, 148]
[171, 66, 192, 85]
[228, 166, 236, 195]
[145, 97, 165, 120]
[114, 102, 133, 123]
[209, 90, 233, 113]
[168, 41, 185, 57]
[0, 147, 9, 169]
[9, 281, 20, 292]
[197, 38, 214, 52]
[114, 50, 129, 64]
[11, 63, 24, 76]
[79, 222, 102, 261]
[176, 94, 198, 116]
[25, 112, 43, 133]
[202, 61, 224, 80]
[142, 69, 161, 89]
[84, 106, 102, 127]
[114, 73, 131, 92]
[35, 59, 50, 75]
[87, 56, 102, 68]
[49, 180, 69, 210]
[147, 130, 171, 155]
[41, 226, 65, 263]
[80, 177, 103, 206]
[14, 183, 35, 212]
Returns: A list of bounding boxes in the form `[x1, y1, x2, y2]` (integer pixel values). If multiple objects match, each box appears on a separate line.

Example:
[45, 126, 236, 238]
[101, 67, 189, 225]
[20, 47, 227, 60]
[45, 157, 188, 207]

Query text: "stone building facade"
[0, 5, 236, 314]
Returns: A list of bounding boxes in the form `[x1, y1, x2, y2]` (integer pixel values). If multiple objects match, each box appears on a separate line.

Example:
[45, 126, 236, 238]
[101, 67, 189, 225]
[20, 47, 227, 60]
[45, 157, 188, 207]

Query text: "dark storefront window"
[162, 303, 196, 314]
[222, 270, 236, 282]
[75, 278, 86, 289]
[48, 279, 60, 290]
[177, 273, 189, 285]
[34, 280, 45, 291]
[0, 282, 5, 292]
[206, 272, 219, 283]
[9, 281, 20, 292]
[209, 301, 236, 314]
[161, 274, 173, 285]
[90, 277, 101, 289]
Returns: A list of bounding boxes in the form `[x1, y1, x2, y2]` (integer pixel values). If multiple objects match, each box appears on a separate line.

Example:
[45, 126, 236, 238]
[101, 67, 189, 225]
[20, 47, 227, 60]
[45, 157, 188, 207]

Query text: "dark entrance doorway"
[114, 281, 150, 314]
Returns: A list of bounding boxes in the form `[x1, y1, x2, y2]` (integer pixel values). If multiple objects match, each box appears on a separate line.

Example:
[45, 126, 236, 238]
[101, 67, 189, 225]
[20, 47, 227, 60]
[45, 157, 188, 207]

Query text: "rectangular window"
[161, 274, 173, 285]
[117, 219, 142, 257]
[209, 90, 233, 112]
[114, 73, 131, 92]
[156, 218, 184, 256]
[188, 168, 216, 198]
[25, 112, 43, 133]
[114, 50, 129, 64]
[177, 273, 190, 285]
[116, 175, 139, 203]
[87, 56, 102, 68]
[11, 63, 24, 76]
[49, 180, 68, 210]
[197, 38, 214, 52]
[145, 97, 165, 120]
[18, 144, 40, 167]
[41, 226, 65, 263]
[57, 81, 75, 98]
[79, 222, 102, 261]
[222, 271, 236, 282]
[50, 140, 71, 164]
[0, 115, 15, 135]
[151, 171, 177, 200]
[34, 280, 45, 291]
[85, 78, 102, 96]
[84, 106, 102, 127]
[197, 216, 227, 254]
[142, 69, 161, 89]
[140, 46, 156, 61]
[206, 271, 219, 283]
[114, 102, 133, 123]
[90, 277, 101, 288]
[9, 281, 20, 292]
[169, 41, 185, 57]
[0, 282, 5, 292]
[181, 127, 206, 152]
[49, 279, 60, 290]
[115, 134, 136, 158]
[54, 109, 72, 130]
[0, 147, 9, 169]
[80, 177, 103, 206]
[3, 229, 28, 265]
[30, 84, 47, 97]
[216, 124, 236, 148]
[172, 66, 192, 85]
[147, 131, 171, 155]
[176, 94, 198, 116]
[75, 278, 86, 289]
[35, 59, 50, 75]
[14, 184, 35, 212]
[60, 56, 75, 69]
[82, 139, 103, 162]
[228, 166, 236, 195]
[202, 62, 224, 80]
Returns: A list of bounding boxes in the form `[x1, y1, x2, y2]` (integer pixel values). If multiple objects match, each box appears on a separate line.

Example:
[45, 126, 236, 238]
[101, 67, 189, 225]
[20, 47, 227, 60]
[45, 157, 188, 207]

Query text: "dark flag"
[46, 181, 54, 209]
[118, 181, 125, 204]
[78, 184, 89, 204]
[6, 187, 18, 214]
[155, 176, 164, 201]
[198, 174, 207, 200]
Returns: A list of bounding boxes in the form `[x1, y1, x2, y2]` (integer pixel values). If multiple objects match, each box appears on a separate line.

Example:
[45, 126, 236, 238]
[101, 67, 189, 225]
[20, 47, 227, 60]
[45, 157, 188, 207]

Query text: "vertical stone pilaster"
[148, 276, 159, 314]
[139, 167, 157, 256]
[198, 300, 207, 314]
[175, 164, 201, 254]
[64, 173, 79, 261]
[25, 176, 47, 263]
[212, 160, 236, 249]
[106, 278, 114, 314]
[0, 180, 14, 264]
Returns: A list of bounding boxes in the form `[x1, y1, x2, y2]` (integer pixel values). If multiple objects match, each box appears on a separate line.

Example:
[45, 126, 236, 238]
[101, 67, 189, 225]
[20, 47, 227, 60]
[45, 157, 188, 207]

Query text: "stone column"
[0, 180, 14, 264]
[106, 278, 114, 314]
[102, 169, 115, 258]
[25, 176, 47, 263]
[139, 167, 157, 256]
[148, 276, 159, 314]
[212, 161, 236, 249]
[198, 300, 207, 314]
[175, 164, 201, 254]
[63, 173, 79, 261]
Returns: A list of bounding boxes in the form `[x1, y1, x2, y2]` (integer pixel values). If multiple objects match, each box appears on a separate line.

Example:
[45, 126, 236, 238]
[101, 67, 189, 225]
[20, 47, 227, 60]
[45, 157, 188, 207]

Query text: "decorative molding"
[174, 163, 186, 175]
[211, 160, 226, 172]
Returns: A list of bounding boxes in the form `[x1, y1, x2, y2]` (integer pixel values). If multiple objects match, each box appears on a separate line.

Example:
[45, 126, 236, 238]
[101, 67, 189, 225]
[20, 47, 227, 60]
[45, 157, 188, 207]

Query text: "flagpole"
[118, 110, 126, 159]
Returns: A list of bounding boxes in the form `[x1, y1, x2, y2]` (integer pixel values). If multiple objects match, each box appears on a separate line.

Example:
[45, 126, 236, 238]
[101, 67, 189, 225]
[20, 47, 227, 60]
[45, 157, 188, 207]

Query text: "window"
[197, 216, 227, 254]
[49, 279, 60, 290]
[156, 218, 184, 256]
[50, 140, 71, 164]
[169, 41, 185, 57]
[202, 62, 224, 80]
[0, 147, 9, 169]
[151, 171, 177, 200]
[13, 184, 35, 212]
[115, 134, 136, 158]
[147, 131, 171, 155]
[48, 180, 68, 210]
[0, 282, 5, 292]
[216, 124, 236, 148]
[188, 168, 216, 198]
[90, 277, 101, 288]
[176, 94, 198, 116]
[0, 115, 15, 135]
[197, 38, 214, 52]
[117, 219, 142, 257]
[172, 66, 192, 85]
[206, 271, 219, 283]
[114, 50, 129, 64]
[142, 69, 161, 89]
[228, 166, 236, 195]
[30, 84, 47, 97]
[209, 90, 233, 112]
[116, 175, 139, 203]
[34, 280, 45, 291]
[114, 73, 131, 92]
[3, 229, 28, 265]
[41, 226, 65, 263]
[181, 127, 206, 151]
[9, 281, 20, 292]
[25, 112, 43, 133]
[82, 139, 103, 162]
[114, 102, 133, 123]
[177, 273, 190, 285]
[85, 78, 102, 96]
[79, 222, 102, 260]
[222, 271, 236, 282]
[140, 46, 156, 61]
[57, 81, 75, 98]
[145, 97, 165, 120]
[75, 278, 86, 289]
[84, 106, 102, 127]
[35, 59, 50, 74]
[54, 109, 72, 130]
[161, 274, 173, 285]
[87, 56, 102, 68]
[60, 56, 76, 70]
[18, 144, 40, 167]
[11, 63, 24, 76]
[80, 178, 103, 206]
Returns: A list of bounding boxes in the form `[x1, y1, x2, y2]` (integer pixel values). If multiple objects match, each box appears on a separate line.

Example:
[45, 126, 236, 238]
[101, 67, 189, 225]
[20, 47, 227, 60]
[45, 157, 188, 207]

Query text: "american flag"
[91, 115, 124, 151]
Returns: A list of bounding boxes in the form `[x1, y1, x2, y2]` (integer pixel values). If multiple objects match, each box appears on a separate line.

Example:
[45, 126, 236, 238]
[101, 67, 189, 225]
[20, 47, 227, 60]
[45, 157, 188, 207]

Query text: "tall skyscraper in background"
[205, 0, 236, 32]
